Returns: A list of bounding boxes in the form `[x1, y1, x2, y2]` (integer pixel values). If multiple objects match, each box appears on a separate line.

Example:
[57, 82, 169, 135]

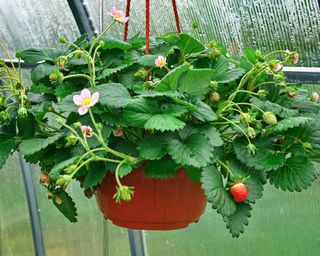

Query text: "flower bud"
[311, 92, 319, 102]
[64, 164, 78, 174]
[59, 37, 68, 44]
[303, 142, 312, 150]
[114, 185, 134, 203]
[96, 123, 103, 131]
[135, 69, 149, 79]
[65, 134, 78, 146]
[288, 91, 297, 99]
[209, 81, 218, 90]
[98, 40, 105, 48]
[56, 175, 71, 187]
[247, 143, 257, 154]
[263, 111, 277, 125]
[269, 60, 283, 72]
[55, 118, 64, 125]
[192, 21, 199, 29]
[292, 53, 299, 64]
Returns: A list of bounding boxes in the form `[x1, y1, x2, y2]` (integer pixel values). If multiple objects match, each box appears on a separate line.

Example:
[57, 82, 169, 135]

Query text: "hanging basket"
[96, 165, 207, 230]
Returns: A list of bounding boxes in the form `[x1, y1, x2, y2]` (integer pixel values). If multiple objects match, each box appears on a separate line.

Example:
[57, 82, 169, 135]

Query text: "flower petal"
[73, 95, 83, 106]
[118, 17, 129, 23]
[80, 88, 91, 99]
[78, 106, 88, 115]
[90, 92, 100, 106]
[111, 7, 117, 15]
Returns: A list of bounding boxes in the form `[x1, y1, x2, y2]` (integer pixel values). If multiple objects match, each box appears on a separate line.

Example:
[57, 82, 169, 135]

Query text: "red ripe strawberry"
[230, 183, 249, 203]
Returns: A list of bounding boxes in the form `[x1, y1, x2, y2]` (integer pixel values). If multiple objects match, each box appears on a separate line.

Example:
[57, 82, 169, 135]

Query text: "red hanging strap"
[145, 0, 150, 54]
[123, 0, 131, 41]
[172, 0, 181, 33]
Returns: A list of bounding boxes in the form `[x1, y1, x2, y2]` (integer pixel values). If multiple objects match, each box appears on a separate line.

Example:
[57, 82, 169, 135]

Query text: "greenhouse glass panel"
[0, 0, 80, 59]
[0, 154, 34, 256]
[86, 0, 320, 66]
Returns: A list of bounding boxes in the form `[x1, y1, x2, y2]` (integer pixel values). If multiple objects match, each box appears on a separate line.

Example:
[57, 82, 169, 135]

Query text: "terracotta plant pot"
[96, 165, 207, 230]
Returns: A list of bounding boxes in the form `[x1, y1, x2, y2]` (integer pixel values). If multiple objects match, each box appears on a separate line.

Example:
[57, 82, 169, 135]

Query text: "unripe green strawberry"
[311, 92, 319, 102]
[209, 91, 220, 102]
[230, 183, 249, 203]
[240, 112, 252, 124]
[263, 111, 277, 125]
[247, 127, 256, 139]
[49, 72, 58, 81]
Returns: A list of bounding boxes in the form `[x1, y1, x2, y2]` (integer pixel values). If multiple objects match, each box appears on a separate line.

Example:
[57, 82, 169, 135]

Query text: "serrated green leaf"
[269, 156, 316, 192]
[223, 203, 252, 238]
[155, 62, 191, 92]
[178, 33, 206, 54]
[19, 133, 63, 155]
[97, 60, 135, 80]
[55, 82, 79, 99]
[17, 48, 64, 63]
[185, 166, 202, 182]
[250, 97, 298, 118]
[17, 113, 36, 138]
[53, 191, 78, 223]
[233, 138, 285, 171]
[31, 64, 57, 84]
[167, 131, 214, 168]
[0, 136, 15, 169]
[49, 156, 79, 180]
[191, 100, 217, 122]
[266, 116, 312, 134]
[124, 98, 187, 131]
[137, 54, 158, 66]
[30, 84, 55, 94]
[144, 157, 179, 179]
[83, 161, 108, 188]
[58, 83, 132, 113]
[201, 165, 236, 216]
[101, 38, 132, 51]
[229, 160, 264, 203]
[137, 133, 170, 160]
[118, 163, 133, 178]
[178, 69, 213, 98]
[212, 68, 245, 83]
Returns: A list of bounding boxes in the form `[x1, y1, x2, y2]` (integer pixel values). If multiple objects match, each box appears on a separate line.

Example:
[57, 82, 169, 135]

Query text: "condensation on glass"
[86, 0, 320, 67]
[0, 0, 80, 59]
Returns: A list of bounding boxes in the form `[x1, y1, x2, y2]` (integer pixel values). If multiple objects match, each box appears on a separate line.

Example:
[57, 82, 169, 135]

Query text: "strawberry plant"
[0, 7, 319, 237]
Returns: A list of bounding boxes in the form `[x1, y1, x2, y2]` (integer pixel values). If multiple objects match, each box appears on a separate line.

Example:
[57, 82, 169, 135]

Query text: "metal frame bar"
[128, 230, 148, 256]
[66, 0, 97, 37]
[19, 155, 46, 256]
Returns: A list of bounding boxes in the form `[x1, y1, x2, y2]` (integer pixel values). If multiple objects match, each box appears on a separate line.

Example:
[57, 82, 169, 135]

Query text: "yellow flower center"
[82, 97, 92, 107]
[114, 13, 122, 19]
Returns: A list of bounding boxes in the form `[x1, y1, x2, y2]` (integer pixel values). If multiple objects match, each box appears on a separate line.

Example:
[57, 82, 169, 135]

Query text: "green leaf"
[31, 64, 57, 84]
[212, 68, 245, 83]
[167, 131, 214, 168]
[124, 98, 186, 131]
[0, 136, 15, 169]
[83, 162, 108, 188]
[229, 160, 264, 203]
[118, 163, 133, 178]
[49, 156, 79, 180]
[201, 165, 236, 216]
[97, 60, 135, 80]
[19, 133, 63, 155]
[137, 133, 170, 160]
[185, 166, 202, 182]
[266, 117, 312, 134]
[178, 69, 213, 98]
[191, 100, 217, 122]
[30, 84, 55, 94]
[58, 83, 132, 113]
[269, 156, 316, 192]
[155, 62, 191, 92]
[144, 157, 179, 179]
[250, 97, 298, 118]
[223, 203, 252, 238]
[211, 56, 244, 83]
[55, 82, 79, 99]
[137, 54, 158, 66]
[53, 191, 78, 223]
[101, 38, 132, 51]
[17, 48, 64, 63]
[95, 83, 132, 108]
[233, 138, 286, 171]
[178, 33, 205, 54]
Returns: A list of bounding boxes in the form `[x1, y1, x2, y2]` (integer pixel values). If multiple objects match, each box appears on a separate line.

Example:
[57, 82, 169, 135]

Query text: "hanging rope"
[123, 0, 131, 41]
[145, 0, 150, 54]
[123, 0, 182, 53]
[172, 0, 181, 33]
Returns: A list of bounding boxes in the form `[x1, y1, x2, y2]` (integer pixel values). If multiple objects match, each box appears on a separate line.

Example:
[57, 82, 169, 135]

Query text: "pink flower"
[73, 89, 99, 115]
[109, 7, 129, 23]
[155, 55, 167, 68]
[273, 63, 283, 72]
[311, 92, 319, 102]
[292, 53, 299, 64]
[81, 125, 93, 138]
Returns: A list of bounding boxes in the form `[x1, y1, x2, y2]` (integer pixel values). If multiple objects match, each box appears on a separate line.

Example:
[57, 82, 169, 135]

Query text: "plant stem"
[216, 159, 235, 178]
[115, 161, 126, 188]
[63, 74, 91, 81]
